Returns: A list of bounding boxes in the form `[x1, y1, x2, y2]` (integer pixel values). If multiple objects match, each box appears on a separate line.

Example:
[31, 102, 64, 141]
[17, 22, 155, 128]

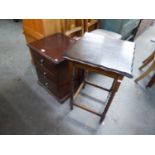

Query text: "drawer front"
[37, 67, 82, 101]
[31, 49, 58, 73]
[36, 69, 59, 95]
[35, 65, 58, 83]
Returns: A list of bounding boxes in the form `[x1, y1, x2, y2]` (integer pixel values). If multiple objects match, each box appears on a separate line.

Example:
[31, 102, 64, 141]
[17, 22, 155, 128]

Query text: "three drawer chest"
[28, 33, 83, 103]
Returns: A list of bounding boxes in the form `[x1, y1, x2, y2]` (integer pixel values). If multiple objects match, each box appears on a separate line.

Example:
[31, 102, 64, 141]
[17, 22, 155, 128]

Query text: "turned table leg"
[100, 78, 122, 123]
[70, 62, 75, 110]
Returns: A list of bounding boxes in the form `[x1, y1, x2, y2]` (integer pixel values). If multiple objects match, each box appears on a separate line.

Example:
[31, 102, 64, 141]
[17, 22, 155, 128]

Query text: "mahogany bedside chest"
[28, 33, 83, 103]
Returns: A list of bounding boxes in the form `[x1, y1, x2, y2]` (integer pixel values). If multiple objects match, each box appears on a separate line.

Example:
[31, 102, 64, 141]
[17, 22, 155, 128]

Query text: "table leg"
[100, 78, 121, 123]
[70, 63, 75, 110]
[82, 70, 88, 89]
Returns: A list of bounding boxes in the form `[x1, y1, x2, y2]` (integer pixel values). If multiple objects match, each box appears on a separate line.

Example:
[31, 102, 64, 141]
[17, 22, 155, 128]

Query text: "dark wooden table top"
[64, 33, 136, 78]
[28, 33, 75, 64]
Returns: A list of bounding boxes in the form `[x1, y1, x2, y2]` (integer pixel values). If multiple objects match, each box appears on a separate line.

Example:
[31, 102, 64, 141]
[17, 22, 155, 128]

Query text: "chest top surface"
[63, 32, 136, 78]
[28, 33, 75, 64]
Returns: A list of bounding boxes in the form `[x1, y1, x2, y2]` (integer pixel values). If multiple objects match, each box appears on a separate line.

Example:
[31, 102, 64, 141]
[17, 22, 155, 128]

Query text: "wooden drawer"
[28, 33, 84, 103]
[30, 49, 58, 73]
[35, 60, 71, 86]
[35, 64, 58, 83]
[37, 72, 69, 101]
[36, 69, 58, 94]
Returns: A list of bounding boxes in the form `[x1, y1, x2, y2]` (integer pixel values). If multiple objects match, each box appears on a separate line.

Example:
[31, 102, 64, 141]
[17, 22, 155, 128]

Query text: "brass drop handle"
[45, 82, 48, 87]
[40, 59, 44, 65]
[43, 72, 47, 77]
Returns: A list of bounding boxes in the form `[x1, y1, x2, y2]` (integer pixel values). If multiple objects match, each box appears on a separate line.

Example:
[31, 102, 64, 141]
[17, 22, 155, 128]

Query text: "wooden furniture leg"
[70, 63, 75, 110]
[69, 61, 123, 123]
[142, 51, 155, 64]
[82, 70, 88, 89]
[146, 73, 155, 88]
[135, 61, 155, 82]
[100, 78, 121, 123]
[139, 52, 154, 70]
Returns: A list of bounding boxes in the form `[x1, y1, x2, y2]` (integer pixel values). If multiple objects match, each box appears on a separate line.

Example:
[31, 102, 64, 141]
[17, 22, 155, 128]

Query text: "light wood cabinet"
[23, 19, 84, 43]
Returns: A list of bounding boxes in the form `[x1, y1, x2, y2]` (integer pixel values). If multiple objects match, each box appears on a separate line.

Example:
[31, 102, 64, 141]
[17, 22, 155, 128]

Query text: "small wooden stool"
[64, 33, 135, 123]
[135, 39, 155, 87]
[135, 52, 155, 82]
